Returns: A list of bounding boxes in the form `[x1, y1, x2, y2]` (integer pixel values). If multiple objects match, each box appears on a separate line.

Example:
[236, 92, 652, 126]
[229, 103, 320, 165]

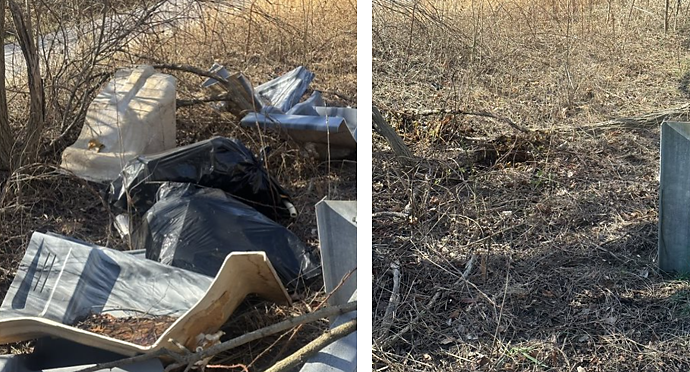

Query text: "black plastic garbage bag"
[109, 137, 294, 220]
[134, 182, 320, 288]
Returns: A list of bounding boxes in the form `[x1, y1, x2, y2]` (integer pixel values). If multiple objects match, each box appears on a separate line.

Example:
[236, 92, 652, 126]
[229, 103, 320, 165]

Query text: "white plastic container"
[61, 65, 177, 182]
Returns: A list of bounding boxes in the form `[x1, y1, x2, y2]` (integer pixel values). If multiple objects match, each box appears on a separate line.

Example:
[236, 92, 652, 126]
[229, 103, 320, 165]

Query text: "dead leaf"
[450, 308, 461, 318]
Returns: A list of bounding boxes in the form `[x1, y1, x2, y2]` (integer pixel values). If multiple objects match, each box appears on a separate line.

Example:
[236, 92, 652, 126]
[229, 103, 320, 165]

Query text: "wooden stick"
[372, 106, 414, 159]
[262, 318, 357, 372]
[378, 260, 401, 339]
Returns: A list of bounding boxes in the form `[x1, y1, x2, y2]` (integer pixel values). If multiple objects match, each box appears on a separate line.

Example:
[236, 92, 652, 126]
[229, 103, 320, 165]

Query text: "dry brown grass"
[374, 0, 690, 370]
[0, 0, 356, 366]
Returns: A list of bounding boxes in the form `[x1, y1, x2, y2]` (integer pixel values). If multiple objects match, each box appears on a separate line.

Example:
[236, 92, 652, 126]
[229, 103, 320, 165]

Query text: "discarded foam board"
[0, 232, 290, 356]
[659, 121, 690, 273]
[315, 200, 357, 307]
[241, 106, 357, 159]
[61, 65, 177, 183]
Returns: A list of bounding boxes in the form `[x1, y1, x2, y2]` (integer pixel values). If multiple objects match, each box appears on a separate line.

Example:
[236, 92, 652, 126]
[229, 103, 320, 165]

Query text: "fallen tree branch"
[373, 106, 414, 160]
[399, 108, 529, 133]
[262, 318, 357, 372]
[576, 103, 690, 131]
[153, 63, 258, 116]
[176, 92, 236, 108]
[74, 301, 357, 372]
[73, 348, 188, 372]
[266, 268, 357, 367]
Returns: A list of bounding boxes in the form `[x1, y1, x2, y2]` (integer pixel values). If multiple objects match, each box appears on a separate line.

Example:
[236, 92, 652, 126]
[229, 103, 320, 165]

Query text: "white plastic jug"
[61, 65, 176, 182]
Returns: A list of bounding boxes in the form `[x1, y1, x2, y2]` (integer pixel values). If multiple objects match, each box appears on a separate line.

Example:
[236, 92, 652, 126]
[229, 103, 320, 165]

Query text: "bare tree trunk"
[9, 0, 43, 166]
[0, 0, 14, 170]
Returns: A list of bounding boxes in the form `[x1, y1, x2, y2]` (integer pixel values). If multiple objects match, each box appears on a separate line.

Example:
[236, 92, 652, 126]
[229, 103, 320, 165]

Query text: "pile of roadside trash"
[0, 65, 356, 372]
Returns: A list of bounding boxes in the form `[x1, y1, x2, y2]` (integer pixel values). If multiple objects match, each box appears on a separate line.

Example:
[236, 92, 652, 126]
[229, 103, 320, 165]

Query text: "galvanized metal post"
[659, 122, 690, 274]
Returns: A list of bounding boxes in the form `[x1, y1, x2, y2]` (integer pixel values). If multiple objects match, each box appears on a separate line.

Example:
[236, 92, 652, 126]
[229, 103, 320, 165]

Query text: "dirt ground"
[0, 0, 356, 366]
[373, 0, 690, 371]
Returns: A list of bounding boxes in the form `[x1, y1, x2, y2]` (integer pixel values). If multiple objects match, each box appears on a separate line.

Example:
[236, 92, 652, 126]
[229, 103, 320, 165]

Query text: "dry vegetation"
[373, 0, 690, 370]
[0, 0, 356, 367]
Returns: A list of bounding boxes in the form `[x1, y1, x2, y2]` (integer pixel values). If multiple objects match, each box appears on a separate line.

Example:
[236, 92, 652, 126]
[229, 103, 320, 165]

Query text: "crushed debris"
[74, 313, 177, 347]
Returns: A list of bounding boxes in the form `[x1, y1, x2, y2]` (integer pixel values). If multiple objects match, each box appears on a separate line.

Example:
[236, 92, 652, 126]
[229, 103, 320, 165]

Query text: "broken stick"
[372, 106, 414, 160]
[377, 260, 400, 340]
[263, 318, 357, 372]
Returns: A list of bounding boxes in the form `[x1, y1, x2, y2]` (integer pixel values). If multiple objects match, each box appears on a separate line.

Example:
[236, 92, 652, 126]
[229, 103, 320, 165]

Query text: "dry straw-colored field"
[373, 0, 690, 370]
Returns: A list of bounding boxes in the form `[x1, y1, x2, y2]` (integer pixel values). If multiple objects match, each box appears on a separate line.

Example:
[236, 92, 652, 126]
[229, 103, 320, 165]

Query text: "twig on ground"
[321, 90, 355, 103]
[318, 268, 357, 308]
[262, 318, 357, 372]
[372, 211, 409, 219]
[379, 255, 476, 349]
[176, 92, 237, 108]
[556, 103, 690, 132]
[168, 302, 357, 371]
[378, 260, 401, 339]
[267, 268, 357, 367]
[592, 242, 634, 264]
[205, 364, 249, 372]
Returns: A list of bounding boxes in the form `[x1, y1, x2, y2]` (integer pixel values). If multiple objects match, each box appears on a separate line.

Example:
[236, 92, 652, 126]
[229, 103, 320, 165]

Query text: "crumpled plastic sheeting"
[285, 91, 325, 116]
[0, 232, 212, 325]
[255, 66, 314, 114]
[135, 182, 321, 288]
[0, 233, 291, 356]
[240, 105, 357, 160]
[109, 137, 294, 221]
[0, 349, 163, 372]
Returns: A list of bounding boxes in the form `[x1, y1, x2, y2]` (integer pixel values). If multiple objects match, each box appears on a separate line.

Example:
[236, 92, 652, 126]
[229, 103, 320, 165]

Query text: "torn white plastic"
[60, 65, 177, 183]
